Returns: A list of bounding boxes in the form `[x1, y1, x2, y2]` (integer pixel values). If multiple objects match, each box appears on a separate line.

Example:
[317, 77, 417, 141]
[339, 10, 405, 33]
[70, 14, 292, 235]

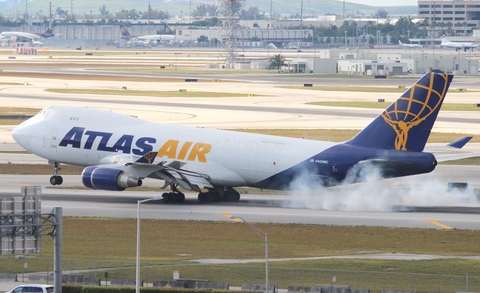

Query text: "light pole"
[136, 196, 162, 293]
[229, 216, 269, 293]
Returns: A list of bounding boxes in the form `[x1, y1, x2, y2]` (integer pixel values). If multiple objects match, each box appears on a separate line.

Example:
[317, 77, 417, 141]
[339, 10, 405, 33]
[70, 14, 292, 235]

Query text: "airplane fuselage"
[13, 106, 438, 190]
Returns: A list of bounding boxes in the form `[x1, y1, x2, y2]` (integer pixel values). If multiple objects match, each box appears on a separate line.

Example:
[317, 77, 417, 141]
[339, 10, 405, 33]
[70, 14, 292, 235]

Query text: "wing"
[110, 151, 214, 192]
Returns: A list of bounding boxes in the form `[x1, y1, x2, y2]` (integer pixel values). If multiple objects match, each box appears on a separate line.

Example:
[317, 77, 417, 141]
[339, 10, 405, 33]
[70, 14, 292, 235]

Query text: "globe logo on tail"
[381, 73, 448, 151]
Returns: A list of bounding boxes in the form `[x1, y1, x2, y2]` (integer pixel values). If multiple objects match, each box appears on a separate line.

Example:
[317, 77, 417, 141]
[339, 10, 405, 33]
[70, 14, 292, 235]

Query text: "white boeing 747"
[441, 36, 478, 51]
[11, 73, 473, 203]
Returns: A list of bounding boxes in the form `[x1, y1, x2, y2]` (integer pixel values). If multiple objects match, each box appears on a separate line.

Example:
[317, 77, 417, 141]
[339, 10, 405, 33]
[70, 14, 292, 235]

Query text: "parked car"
[5, 285, 54, 293]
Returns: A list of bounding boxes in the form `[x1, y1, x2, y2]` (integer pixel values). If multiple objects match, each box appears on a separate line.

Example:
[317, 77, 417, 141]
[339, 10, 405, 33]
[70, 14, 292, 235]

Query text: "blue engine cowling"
[82, 166, 143, 191]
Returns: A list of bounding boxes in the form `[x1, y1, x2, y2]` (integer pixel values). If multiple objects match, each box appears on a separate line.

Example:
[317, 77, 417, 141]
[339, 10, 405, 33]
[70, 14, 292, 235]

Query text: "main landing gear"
[198, 187, 240, 203]
[161, 182, 185, 203]
[49, 162, 63, 185]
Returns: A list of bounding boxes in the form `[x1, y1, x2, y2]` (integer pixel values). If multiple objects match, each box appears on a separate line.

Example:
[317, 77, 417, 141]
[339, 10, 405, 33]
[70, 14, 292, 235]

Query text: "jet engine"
[82, 166, 142, 191]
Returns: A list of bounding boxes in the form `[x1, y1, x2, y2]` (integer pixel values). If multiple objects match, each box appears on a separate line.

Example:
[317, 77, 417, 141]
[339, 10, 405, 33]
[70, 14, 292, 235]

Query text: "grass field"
[284, 85, 473, 93]
[3, 218, 480, 291]
[46, 89, 255, 98]
[308, 101, 480, 111]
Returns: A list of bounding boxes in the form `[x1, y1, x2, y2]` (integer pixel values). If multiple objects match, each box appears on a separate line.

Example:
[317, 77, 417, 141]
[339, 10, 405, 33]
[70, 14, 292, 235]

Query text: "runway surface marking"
[221, 212, 243, 222]
[426, 219, 453, 229]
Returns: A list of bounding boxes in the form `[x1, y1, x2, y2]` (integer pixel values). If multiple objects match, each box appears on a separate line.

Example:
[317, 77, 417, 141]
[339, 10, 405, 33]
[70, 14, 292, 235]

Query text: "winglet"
[135, 152, 158, 164]
[447, 136, 473, 149]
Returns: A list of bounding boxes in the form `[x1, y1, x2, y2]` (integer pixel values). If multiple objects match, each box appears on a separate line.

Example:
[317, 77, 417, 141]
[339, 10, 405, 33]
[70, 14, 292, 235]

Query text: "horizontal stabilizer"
[436, 152, 480, 163]
[447, 136, 472, 149]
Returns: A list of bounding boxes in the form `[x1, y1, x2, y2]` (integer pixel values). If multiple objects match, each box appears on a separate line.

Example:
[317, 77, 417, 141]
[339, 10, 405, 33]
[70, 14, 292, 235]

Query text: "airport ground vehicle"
[5, 284, 54, 293]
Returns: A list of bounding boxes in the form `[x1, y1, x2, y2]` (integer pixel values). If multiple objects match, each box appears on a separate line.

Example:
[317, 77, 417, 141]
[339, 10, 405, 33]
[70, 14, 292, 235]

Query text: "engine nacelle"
[82, 166, 142, 191]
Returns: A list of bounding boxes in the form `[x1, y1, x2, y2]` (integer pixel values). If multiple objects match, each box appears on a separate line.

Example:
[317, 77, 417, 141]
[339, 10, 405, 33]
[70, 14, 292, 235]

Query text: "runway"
[0, 163, 479, 230]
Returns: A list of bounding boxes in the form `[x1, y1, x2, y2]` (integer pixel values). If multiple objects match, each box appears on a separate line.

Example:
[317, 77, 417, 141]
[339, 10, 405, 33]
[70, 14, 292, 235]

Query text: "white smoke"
[283, 163, 478, 212]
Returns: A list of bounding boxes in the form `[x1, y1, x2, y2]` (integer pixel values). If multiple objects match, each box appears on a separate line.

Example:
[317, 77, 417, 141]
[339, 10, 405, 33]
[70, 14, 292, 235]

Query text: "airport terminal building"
[418, 0, 480, 36]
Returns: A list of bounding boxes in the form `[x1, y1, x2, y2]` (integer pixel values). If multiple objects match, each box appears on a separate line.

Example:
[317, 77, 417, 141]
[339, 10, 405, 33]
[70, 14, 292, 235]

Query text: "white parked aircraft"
[441, 36, 478, 51]
[11, 73, 473, 203]
[119, 22, 175, 44]
[1, 22, 57, 42]
[398, 40, 423, 48]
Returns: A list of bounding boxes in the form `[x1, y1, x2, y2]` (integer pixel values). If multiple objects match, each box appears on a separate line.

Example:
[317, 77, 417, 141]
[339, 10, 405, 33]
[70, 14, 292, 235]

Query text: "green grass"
[0, 107, 39, 115]
[3, 218, 480, 291]
[285, 85, 473, 93]
[0, 82, 25, 85]
[234, 129, 480, 144]
[307, 101, 480, 111]
[45, 88, 256, 98]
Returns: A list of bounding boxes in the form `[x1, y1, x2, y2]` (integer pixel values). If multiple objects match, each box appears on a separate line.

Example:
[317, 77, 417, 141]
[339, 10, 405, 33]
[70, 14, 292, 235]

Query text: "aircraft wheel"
[50, 176, 63, 185]
[162, 192, 171, 203]
[198, 192, 207, 202]
[176, 192, 185, 203]
[233, 192, 240, 202]
[206, 192, 215, 202]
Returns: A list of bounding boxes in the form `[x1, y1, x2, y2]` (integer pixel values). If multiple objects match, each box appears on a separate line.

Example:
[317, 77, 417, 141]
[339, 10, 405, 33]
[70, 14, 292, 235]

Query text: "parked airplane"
[30, 39, 43, 47]
[398, 40, 423, 48]
[119, 22, 175, 44]
[12, 73, 472, 203]
[1, 22, 57, 42]
[441, 36, 478, 51]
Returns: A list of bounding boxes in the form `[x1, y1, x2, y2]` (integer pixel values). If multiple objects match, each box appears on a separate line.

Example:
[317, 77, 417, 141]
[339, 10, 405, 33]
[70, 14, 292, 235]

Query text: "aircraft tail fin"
[160, 22, 175, 35]
[119, 23, 132, 38]
[40, 21, 55, 37]
[346, 72, 453, 152]
[441, 36, 449, 45]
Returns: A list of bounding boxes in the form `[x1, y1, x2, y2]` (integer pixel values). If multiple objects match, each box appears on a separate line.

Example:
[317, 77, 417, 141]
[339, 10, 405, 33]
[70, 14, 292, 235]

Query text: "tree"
[99, 5, 109, 16]
[197, 35, 208, 45]
[240, 6, 263, 20]
[193, 4, 217, 17]
[192, 17, 219, 27]
[115, 9, 139, 19]
[268, 54, 286, 73]
[373, 9, 388, 19]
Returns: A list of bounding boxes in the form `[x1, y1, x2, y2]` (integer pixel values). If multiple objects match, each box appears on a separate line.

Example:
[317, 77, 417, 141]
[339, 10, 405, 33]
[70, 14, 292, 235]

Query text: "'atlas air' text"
[59, 127, 211, 162]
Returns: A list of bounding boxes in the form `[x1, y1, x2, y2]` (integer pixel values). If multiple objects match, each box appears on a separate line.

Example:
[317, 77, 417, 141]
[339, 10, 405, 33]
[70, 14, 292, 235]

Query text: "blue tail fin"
[119, 23, 132, 39]
[160, 22, 175, 35]
[347, 72, 453, 152]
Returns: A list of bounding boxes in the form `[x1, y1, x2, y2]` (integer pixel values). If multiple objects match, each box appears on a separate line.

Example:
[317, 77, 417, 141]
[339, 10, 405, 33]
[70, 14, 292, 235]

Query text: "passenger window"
[33, 288, 43, 293]
[46, 288, 54, 293]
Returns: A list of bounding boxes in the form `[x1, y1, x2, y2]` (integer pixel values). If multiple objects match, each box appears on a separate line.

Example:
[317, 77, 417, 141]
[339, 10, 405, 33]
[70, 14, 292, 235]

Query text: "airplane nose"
[12, 122, 31, 149]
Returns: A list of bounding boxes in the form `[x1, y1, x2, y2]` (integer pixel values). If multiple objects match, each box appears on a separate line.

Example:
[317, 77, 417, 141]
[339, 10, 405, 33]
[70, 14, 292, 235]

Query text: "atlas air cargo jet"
[1, 22, 57, 41]
[11, 73, 473, 203]
[119, 22, 175, 43]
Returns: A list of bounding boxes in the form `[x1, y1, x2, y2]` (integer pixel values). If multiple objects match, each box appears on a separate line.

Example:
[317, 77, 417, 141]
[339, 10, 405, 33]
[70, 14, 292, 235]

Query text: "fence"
[1, 257, 479, 293]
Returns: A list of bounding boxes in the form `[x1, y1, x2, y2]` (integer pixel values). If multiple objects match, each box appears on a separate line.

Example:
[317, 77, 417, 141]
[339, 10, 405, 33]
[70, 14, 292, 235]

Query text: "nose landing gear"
[50, 162, 63, 185]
